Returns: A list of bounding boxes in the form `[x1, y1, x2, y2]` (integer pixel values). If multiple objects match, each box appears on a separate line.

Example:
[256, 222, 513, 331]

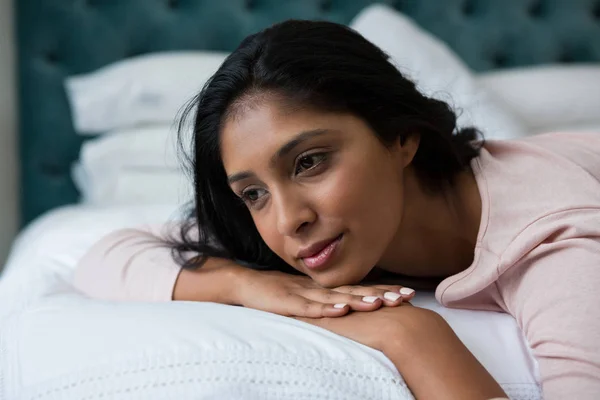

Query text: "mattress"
[0, 205, 542, 399]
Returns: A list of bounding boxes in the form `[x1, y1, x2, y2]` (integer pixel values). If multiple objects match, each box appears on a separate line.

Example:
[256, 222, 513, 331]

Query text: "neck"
[378, 167, 482, 278]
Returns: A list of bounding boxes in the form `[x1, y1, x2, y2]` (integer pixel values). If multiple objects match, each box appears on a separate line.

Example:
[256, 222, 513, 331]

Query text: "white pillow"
[476, 65, 600, 134]
[555, 122, 600, 133]
[0, 205, 541, 399]
[350, 5, 528, 140]
[1, 294, 541, 400]
[65, 51, 228, 134]
[73, 125, 192, 206]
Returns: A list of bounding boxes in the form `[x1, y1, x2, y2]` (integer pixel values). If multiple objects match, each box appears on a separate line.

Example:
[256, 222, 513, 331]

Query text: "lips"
[298, 234, 343, 270]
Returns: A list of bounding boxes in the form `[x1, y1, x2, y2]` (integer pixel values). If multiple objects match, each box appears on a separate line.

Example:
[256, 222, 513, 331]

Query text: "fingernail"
[362, 296, 379, 303]
[399, 287, 415, 296]
[333, 303, 347, 309]
[384, 292, 401, 301]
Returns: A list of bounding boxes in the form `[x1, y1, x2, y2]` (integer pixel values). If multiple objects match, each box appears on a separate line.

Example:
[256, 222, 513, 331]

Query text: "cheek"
[320, 154, 404, 226]
[253, 217, 280, 250]
[253, 215, 294, 266]
[321, 153, 405, 269]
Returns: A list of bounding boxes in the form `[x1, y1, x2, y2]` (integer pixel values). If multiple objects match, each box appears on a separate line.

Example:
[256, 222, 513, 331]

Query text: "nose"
[274, 187, 316, 237]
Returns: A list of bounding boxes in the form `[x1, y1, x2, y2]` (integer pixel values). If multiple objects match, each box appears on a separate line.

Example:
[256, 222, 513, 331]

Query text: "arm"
[173, 258, 245, 304]
[73, 226, 411, 316]
[381, 307, 507, 400]
[499, 237, 600, 400]
[297, 306, 506, 400]
[73, 225, 241, 303]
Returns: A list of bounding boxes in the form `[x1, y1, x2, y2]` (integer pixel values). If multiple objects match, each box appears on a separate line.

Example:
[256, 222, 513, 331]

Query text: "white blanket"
[0, 205, 542, 399]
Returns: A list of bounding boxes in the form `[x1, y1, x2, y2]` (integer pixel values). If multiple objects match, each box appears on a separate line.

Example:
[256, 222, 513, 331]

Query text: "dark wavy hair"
[171, 19, 481, 272]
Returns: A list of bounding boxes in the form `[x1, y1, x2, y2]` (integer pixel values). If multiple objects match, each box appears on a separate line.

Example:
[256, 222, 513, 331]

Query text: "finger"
[331, 285, 401, 307]
[334, 284, 416, 300]
[332, 285, 415, 306]
[371, 285, 416, 301]
[285, 295, 350, 318]
[301, 289, 386, 312]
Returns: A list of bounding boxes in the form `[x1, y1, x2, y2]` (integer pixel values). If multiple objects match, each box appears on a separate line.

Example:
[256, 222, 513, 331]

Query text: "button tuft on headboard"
[392, 0, 417, 13]
[593, 2, 600, 19]
[167, 0, 178, 9]
[491, 52, 509, 68]
[527, 0, 545, 18]
[40, 162, 65, 178]
[126, 48, 145, 58]
[558, 50, 576, 63]
[45, 51, 59, 65]
[245, 0, 256, 11]
[320, 0, 333, 13]
[461, 0, 476, 16]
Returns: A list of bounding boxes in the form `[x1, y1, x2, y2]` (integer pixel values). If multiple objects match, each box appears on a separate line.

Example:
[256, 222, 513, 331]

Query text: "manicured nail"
[362, 296, 379, 303]
[399, 287, 415, 296]
[333, 303, 347, 309]
[384, 292, 401, 301]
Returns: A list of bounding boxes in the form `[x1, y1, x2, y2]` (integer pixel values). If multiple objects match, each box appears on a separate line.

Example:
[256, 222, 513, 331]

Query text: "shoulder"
[440, 133, 600, 305]
[474, 132, 600, 225]
[478, 132, 600, 181]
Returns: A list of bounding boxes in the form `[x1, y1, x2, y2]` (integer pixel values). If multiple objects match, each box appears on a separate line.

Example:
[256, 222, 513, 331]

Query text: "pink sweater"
[74, 132, 600, 399]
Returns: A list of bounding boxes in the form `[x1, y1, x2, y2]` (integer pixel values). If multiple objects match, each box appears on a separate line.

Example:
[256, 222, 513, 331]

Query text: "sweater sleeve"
[498, 234, 600, 400]
[73, 225, 185, 302]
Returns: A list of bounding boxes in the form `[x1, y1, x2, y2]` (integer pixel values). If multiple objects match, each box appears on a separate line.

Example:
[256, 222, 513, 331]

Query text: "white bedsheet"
[0, 205, 542, 399]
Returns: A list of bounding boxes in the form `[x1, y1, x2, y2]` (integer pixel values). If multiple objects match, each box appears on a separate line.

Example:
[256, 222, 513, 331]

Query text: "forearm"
[381, 308, 506, 400]
[172, 257, 249, 304]
[74, 227, 184, 301]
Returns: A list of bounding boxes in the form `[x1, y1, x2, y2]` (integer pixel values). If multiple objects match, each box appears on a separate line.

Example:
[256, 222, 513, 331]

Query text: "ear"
[399, 133, 420, 168]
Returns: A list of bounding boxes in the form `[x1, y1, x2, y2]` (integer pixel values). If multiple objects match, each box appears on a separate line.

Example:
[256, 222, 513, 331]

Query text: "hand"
[235, 269, 415, 318]
[295, 303, 416, 350]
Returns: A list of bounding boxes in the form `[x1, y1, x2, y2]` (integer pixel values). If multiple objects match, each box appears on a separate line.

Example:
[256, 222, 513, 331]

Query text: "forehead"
[220, 101, 341, 173]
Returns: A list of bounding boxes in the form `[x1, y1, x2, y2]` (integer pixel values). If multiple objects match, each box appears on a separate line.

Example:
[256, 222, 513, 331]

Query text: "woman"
[74, 20, 600, 399]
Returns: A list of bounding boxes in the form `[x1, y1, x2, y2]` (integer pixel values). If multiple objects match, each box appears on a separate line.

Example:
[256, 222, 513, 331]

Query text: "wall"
[0, 0, 18, 269]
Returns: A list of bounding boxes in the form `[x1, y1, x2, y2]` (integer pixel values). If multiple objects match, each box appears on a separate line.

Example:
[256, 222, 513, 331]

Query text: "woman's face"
[221, 100, 415, 287]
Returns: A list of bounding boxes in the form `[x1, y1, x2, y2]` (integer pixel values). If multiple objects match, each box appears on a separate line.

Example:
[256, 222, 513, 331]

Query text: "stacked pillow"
[71, 125, 192, 206]
[476, 65, 600, 134]
[66, 51, 228, 206]
[65, 51, 229, 134]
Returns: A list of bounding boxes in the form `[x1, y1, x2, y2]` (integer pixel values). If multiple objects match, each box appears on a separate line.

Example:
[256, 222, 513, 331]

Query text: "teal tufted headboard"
[17, 0, 600, 226]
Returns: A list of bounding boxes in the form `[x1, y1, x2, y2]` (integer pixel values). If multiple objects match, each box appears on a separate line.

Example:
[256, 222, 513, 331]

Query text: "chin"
[313, 276, 340, 288]
[312, 268, 368, 288]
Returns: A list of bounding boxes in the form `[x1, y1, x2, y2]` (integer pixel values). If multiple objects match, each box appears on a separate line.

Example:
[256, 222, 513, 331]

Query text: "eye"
[294, 152, 327, 175]
[240, 187, 267, 206]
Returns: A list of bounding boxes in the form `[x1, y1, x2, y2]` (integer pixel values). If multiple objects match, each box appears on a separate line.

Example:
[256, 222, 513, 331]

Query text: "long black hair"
[171, 19, 481, 272]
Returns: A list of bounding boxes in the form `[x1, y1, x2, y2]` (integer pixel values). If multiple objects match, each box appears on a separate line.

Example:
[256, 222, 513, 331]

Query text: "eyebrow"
[227, 128, 331, 185]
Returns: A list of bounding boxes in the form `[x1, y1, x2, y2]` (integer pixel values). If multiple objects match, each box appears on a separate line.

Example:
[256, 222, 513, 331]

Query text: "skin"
[220, 99, 506, 399]
[222, 100, 482, 286]
[296, 305, 507, 400]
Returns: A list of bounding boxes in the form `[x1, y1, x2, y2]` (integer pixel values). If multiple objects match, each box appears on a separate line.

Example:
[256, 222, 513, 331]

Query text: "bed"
[2, 0, 600, 399]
